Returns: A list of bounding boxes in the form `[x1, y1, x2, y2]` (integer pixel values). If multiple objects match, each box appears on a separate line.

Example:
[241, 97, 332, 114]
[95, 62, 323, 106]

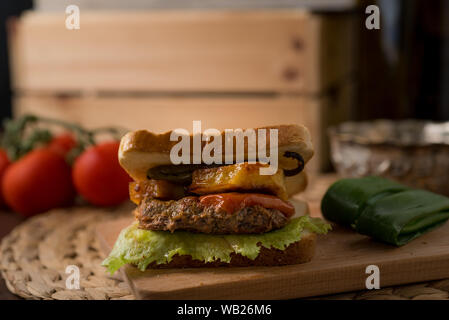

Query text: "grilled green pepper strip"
[355, 189, 449, 246]
[321, 176, 408, 226]
[321, 177, 449, 246]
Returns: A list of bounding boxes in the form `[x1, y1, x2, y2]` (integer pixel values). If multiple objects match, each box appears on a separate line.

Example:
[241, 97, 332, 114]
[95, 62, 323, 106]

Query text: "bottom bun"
[143, 232, 316, 269]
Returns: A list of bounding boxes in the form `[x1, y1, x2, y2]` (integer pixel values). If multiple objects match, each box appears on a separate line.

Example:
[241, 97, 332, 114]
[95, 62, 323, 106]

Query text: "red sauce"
[199, 192, 295, 218]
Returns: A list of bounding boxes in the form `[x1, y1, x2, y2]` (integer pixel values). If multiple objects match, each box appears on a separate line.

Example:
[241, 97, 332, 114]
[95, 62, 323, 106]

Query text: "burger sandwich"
[103, 124, 330, 273]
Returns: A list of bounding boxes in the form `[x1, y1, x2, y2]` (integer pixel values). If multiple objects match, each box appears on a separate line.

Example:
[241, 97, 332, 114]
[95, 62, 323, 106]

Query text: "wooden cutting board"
[96, 211, 449, 299]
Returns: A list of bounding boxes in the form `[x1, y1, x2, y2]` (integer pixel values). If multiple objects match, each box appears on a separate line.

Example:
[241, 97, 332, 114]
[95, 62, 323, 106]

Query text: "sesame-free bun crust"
[119, 124, 314, 184]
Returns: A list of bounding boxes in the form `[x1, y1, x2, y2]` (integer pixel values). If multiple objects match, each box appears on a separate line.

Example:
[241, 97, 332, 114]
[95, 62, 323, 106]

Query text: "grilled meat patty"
[135, 196, 289, 234]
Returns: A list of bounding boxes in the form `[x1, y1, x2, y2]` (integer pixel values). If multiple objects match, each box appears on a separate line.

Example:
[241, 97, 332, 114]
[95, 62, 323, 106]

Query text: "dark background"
[357, 0, 449, 121]
[0, 1, 32, 120]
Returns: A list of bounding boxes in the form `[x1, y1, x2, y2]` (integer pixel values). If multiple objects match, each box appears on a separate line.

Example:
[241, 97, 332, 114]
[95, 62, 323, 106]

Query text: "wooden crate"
[9, 10, 356, 172]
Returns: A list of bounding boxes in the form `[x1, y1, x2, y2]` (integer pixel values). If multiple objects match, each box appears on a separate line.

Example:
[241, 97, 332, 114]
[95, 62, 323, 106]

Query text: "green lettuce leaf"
[102, 216, 331, 274]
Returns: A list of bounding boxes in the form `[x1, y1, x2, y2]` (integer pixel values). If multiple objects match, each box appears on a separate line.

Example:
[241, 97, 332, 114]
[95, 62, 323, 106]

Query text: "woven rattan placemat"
[0, 205, 134, 300]
[1, 204, 449, 300]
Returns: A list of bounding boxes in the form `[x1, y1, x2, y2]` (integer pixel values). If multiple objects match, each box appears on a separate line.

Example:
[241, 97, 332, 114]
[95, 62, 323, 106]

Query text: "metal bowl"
[328, 119, 449, 196]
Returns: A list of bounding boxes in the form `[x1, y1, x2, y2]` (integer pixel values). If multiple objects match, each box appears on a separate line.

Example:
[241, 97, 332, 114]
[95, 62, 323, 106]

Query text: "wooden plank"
[14, 94, 330, 172]
[13, 95, 319, 131]
[35, 0, 357, 12]
[10, 11, 354, 94]
[96, 191, 449, 299]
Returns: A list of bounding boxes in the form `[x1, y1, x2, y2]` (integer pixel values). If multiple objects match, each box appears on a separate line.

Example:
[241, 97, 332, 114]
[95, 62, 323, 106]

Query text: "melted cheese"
[189, 163, 288, 200]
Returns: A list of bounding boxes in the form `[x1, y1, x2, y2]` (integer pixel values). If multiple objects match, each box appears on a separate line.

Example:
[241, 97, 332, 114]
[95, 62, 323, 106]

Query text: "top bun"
[119, 124, 314, 182]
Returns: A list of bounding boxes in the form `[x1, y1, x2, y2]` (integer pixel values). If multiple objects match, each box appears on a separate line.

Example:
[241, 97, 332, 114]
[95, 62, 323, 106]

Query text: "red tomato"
[2, 148, 75, 217]
[48, 132, 77, 156]
[72, 142, 131, 206]
[0, 149, 11, 208]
